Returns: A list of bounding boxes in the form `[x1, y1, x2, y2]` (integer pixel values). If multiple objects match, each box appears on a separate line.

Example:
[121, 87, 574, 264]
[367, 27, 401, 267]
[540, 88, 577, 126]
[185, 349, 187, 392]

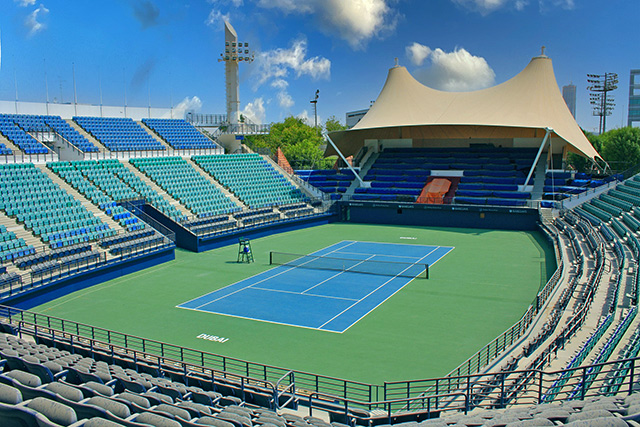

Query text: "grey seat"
[0, 401, 59, 427]
[4, 369, 43, 388]
[154, 402, 193, 421]
[567, 410, 616, 423]
[42, 381, 85, 402]
[197, 417, 237, 427]
[86, 395, 132, 419]
[564, 418, 628, 427]
[24, 396, 78, 426]
[0, 381, 22, 404]
[130, 411, 182, 427]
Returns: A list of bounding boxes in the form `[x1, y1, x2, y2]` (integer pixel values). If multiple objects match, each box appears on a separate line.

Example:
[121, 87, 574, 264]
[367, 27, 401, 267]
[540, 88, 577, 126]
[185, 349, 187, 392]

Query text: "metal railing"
[3, 303, 640, 420]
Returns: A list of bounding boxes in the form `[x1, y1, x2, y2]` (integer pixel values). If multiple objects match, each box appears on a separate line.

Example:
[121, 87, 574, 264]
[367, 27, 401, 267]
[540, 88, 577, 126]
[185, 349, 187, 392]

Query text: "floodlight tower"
[219, 21, 254, 125]
[587, 72, 618, 134]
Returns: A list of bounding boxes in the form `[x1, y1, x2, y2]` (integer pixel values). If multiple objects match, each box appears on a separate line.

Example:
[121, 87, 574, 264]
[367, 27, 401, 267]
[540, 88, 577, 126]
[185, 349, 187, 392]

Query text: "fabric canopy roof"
[328, 55, 600, 160]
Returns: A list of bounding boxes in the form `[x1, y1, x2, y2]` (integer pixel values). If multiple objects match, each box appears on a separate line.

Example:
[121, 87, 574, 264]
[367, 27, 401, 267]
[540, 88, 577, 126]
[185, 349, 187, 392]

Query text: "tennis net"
[269, 251, 428, 279]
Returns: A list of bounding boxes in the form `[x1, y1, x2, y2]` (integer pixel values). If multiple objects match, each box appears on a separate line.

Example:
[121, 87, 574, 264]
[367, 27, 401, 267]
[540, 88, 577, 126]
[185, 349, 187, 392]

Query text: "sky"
[0, 0, 637, 133]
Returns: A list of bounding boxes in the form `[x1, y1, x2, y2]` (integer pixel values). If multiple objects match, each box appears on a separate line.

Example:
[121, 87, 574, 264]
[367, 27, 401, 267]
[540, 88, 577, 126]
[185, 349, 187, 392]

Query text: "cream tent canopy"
[327, 55, 600, 161]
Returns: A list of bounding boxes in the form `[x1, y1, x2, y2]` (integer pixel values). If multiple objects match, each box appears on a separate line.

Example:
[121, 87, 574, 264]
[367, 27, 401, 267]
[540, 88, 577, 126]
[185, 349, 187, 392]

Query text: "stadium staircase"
[38, 165, 122, 233]
[137, 121, 173, 151]
[120, 161, 193, 218]
[529, 158, 547, 201]
[344, 151, 379, 200]
[184, 158, 247, 209]
[65, 120, 108, 153]
[0, 132, 20, 155]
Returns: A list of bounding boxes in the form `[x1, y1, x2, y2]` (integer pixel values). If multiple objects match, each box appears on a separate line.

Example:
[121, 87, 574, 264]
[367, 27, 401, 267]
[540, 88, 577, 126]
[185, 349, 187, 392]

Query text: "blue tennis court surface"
[177, 241, 453, 333]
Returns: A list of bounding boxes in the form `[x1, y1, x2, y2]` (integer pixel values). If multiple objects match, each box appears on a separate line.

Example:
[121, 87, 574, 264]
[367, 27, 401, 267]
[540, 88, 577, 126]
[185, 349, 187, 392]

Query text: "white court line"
[191, 241, 358, 309]
[340, 245, 455, 333]
[301, 254, 376, 295]
[250, 286, 358, 301]
[178, 305, 344, 334]
[317, 247, 438, 330]
[332, 250, 426, 261]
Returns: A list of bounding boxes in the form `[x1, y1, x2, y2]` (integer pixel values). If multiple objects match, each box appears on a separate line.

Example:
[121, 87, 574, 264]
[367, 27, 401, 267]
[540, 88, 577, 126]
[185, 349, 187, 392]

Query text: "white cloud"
[413, 47, 495, 91]
[406, 42, 432, 66]
[25, 4, 49, 37]
[257, 0, 398, 49]
[297, 109, 322, 127]
[14, 0, 36, 6]
[255, 38, 330, 87]
[271, 79, 289, 90]
[174, 96, 203, 113]
[205, 9, 230, 27]
[277, 92, 294, 109]
[242, 98, 266, 123]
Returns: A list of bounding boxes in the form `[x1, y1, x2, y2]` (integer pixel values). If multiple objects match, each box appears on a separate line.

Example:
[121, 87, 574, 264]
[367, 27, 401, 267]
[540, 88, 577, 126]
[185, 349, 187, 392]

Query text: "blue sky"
[0, 0, 637, 133]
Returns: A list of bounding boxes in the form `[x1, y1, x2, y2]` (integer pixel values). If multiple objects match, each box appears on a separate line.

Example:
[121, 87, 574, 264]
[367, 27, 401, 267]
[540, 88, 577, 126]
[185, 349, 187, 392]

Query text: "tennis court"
[178, 240, 453, 333]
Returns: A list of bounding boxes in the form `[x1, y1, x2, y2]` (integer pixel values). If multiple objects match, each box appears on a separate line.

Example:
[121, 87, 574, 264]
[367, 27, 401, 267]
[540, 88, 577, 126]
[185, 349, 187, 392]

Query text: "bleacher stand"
[297, 168, 357, 201]
[73, 116, 166, 152]
[0, 114, 49, 154]
[0, 164, 113, 249]
[193, 154, 309, 209]
[130, 157, 241, 217]
[142, 118, 219, 150]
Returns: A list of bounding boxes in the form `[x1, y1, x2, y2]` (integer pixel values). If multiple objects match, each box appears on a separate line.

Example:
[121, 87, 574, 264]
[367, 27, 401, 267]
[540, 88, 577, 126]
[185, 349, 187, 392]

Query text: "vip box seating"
[142, 118, 219, 150]
[130, 157, 241, 217]
[73, 116, 166, 152]
[0, 164, 113, 249]
[358, 146, 536, 206]
[192, 154, 309, 209]
[543, 171, 615, 200]
[182, 214, 238, 235]
[279, 202, 315, 218]
[48, 160, 186, 223]
[233, 207, 281, 227]
[0, 114, 50, 154]
[297, 169, 358, 201]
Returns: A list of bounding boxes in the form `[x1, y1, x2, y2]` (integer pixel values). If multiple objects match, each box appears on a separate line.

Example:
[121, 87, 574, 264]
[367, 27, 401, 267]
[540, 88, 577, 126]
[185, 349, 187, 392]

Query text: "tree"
[566, 129, 602, 173]
[324, 115, 348, 133]
[245, 116, 334, 170]
[599, 127, 640, 173]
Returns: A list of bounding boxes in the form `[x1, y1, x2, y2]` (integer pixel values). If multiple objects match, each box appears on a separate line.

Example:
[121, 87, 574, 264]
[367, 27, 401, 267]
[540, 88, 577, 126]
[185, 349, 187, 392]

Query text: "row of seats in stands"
[48, 160, 186, 224]
[0, 225, 35, 262]
[130, 157, 241, 217]
[8, 114, 99, 153]
[142, 118, 219, 151]
[74, 116, 166, 152]
[0, 114, 49, 154]
[543, 171, 614, 200]
[297, 169, 358, 201]
[193, 154, 309, 209]
[0, 164, 114, 249]
[0, 330, 317, 426]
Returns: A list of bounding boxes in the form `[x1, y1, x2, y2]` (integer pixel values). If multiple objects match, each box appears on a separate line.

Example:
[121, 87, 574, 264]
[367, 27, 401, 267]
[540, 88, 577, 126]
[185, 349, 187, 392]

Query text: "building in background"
[563, 84, 577, 118]
[346, 109, 369, 128]
[629, 70, 640, 127]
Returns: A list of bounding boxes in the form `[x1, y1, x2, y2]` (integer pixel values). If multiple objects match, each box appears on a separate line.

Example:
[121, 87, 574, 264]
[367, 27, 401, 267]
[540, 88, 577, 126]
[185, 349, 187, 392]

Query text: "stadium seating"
[297, 169, 358, 200]
[142, 118, 219, 150]
[130, 157, 241, 216]
[7, 114, 99, 153]
[192, 154, 309, 209]
[73, 116, 166, 152]
[0, 114, 50, 154]
[0, 164, 113, 249]
[48, 159, 186, 224]
[543, 171, 614, 200]
[358, 146, 536, 205]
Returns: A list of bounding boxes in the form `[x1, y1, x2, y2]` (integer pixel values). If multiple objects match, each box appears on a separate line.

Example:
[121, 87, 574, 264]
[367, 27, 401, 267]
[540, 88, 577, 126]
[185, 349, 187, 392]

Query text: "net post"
[269, 251, 273, 265]
[425, 264, 429, 280]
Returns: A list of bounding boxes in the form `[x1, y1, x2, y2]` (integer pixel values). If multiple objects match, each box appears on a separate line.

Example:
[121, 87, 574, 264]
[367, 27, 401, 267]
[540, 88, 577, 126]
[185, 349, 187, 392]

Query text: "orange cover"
[416, 178, 451, 204]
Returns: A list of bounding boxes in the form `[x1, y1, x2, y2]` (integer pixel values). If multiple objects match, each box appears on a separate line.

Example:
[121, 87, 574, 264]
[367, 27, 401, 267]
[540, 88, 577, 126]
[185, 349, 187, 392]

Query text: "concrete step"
[185, 158, 247, 210]
[121, 161, 193, 217]
[137, 121, 172, 151]
[66, 119, 108, 152]
[37, 164, 123, 232]
[0, 133, 22, 154]
[0, 212, 44, 252]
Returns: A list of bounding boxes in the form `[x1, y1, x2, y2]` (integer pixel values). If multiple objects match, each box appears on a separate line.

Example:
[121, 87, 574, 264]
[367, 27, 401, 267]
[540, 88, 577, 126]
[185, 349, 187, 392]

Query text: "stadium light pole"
[310, 89, 319, 128]
[587, 72, 618, 134]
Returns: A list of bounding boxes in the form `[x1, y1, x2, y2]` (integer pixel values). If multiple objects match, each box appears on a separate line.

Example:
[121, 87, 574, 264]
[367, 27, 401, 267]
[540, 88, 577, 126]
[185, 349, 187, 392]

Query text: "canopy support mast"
[524, 127, 552, 187]
[324, 132, 370, 187]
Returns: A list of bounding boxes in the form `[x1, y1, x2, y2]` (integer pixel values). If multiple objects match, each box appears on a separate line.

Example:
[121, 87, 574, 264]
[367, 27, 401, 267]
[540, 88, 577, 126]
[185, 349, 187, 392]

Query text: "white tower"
[220, 21, 254, 125]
